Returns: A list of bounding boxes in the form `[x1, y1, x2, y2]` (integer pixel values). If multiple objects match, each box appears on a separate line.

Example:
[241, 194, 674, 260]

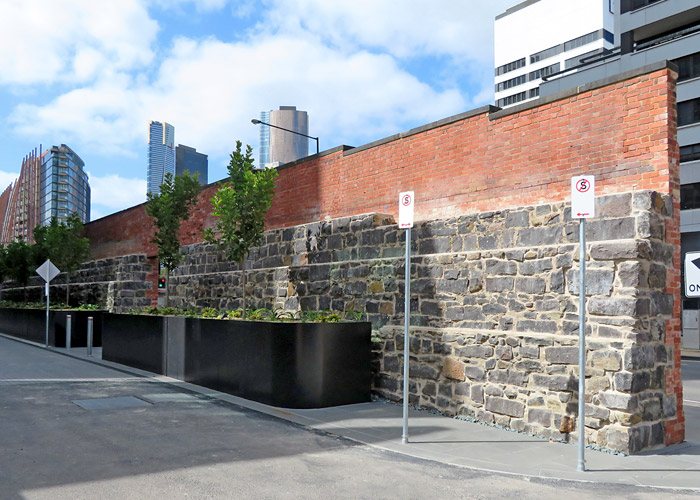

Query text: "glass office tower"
[147, 121, 175, 195]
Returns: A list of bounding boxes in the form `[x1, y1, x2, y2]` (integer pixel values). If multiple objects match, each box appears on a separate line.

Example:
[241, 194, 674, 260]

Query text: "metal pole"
[402, 227, 411, 444]
[578, 219, 586, 472]
[87, 317, 94, 357]
[66, 315, 72, 351]
[45, 283, 50, 348]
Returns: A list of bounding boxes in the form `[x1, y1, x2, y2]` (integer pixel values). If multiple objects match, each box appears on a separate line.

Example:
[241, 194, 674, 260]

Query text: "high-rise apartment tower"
[257, 106, 309, 168]
[147, 121, 175, 195]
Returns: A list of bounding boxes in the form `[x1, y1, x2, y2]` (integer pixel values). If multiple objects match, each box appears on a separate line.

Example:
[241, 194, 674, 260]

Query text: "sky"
[0, 0, 515, 221]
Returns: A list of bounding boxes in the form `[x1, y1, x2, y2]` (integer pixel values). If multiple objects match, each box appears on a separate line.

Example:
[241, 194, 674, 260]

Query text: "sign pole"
[398, 191, 414, 445]
[36, 259, 61, 349]
[571, 175, 593, 472]
[402, 226, 411, 444]
[45, 282, 50, 348]
[577, 218, 586, 472]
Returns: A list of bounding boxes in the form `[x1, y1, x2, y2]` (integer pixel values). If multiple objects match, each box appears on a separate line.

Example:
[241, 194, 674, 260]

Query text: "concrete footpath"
[3, 334, 700, 493]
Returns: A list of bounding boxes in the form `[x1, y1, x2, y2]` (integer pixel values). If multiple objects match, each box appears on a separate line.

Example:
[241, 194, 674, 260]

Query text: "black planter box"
[0, 308, 103, 347]
[102, 313, 371, 409]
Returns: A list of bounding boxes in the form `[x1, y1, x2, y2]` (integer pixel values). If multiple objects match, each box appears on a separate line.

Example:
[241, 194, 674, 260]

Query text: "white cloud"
[88, 173, 147, 214]
[0, 170, 19, 191]
[11, 32, 466, 162]
[261, 0, 515, 62]
[0, 0, 157, 86]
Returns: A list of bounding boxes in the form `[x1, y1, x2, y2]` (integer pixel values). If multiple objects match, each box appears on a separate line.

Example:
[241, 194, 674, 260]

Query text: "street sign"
[36, 259, 60, 282]
[399, 191, 414, 228]
[571, 175, 595, 218]
[685, 252, 700, 298]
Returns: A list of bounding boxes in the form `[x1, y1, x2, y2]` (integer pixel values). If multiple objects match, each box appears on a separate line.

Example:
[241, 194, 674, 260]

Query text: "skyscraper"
[147, 121, 175, 195]
[175, 144, 208, 185]
[0, 144, 90, 244]
[257, 106, 309, 168]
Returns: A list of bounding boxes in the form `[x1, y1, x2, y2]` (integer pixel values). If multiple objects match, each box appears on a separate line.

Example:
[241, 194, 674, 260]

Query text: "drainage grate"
[140, 393, 202, 403]
[72, 396, 152, 410]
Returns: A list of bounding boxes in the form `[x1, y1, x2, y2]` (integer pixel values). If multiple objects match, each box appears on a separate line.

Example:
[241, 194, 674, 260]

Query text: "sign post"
[571, 175, 594, 472]
[399, 191, 414, 444]
[36, 259, 61, 348]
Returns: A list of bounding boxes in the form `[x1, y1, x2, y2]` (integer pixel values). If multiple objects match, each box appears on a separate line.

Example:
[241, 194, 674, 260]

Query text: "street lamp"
[251, 118, 319, 155]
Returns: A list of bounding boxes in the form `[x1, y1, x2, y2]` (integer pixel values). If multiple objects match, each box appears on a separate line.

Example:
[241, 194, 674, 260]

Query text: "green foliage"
[204, 142, 277, 264]
[203, 142, 277, 318]
[146, 171, 201, 275]
[0, 300, 102, 310]
[4, 238, 35, 288]
[33, 213, 90, 272]
[126, 306, 364, 323]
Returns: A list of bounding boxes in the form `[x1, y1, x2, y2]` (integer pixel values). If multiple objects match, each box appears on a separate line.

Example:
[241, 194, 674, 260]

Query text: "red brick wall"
[87, 67, 677, 260]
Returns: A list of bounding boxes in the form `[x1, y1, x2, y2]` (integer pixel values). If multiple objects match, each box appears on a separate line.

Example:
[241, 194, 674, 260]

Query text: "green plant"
[146, 171, 201, 307]
[200, 307, 224, 319]
[77, 303, 101, 311]
[203, 141, 277, 319]
[33, 213, 90, 305]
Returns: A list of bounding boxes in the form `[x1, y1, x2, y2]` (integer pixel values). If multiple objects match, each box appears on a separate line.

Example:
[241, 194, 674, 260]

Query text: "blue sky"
[0, 0, 514, 220]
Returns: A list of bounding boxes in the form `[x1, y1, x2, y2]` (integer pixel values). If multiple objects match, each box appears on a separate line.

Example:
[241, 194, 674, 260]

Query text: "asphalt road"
[0, 338, 695, 500]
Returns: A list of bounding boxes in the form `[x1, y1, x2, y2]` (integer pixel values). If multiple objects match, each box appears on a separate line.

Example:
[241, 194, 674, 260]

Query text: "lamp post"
[251, 118, 319, 155]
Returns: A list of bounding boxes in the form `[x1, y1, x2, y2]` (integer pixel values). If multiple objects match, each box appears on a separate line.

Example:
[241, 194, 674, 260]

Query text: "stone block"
[532, 374, 576, 391]
[586, 217, 636, 242]
[527, 408, 552, 427]
[456, 345, 493, 359]
[585, 404, 610, 420]
[484, 260, 517, 275]
[441, 357, 466, 381]
[517, 227, 561, 247]
[588, 296, 648, 317]
[567, 268, 614, 296]
[613, 371, 650, 393]
[485, 397, 525, 418]
[519, 259, 553, 276]
[505, 211, 529, 228]
[589, 240, 650, 260]
[515, 277, 546, 295]
[648, 263, 666, 289]
[464, 365, 486, 381]
[517, 320, 557, 333]
[471, 384, 484, 403]
[409, 364, 440, 380]
[623, 345, 655, 370]
[598, 391, 638, 411]
[544, 346, 578, 364]
[514, 359, 543, 372]
[591, 351, 622, 371]
[520, 345, 540, 359]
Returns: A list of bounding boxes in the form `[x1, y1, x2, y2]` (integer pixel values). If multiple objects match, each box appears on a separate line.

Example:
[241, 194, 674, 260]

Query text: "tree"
[204, 141, 277, 318]
[146, 171, 201, 307]
[0, 246, 6, 301]
[5, 238, 34, 302]
[33, 213, 91, 305]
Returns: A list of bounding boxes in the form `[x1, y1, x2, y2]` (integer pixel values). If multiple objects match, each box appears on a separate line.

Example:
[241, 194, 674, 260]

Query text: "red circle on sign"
[402, 195, 412, 206]
[576, 179, 590, 193]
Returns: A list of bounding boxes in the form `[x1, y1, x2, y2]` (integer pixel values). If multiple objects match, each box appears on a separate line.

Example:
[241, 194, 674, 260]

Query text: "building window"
[496, 74, 527, 92]
[609, 0, 614, 13]
[530, 30, 612, 64]
[497, 91, 527, 107]
[496, 58, 526, 76]
[675, 52, 700, 82]
[621, 0, 663, 14]
[682, 182, 700, 210]
[681, 143, 700, 163]
[529, 88, 540, 99]
[529, 63, 560, 81]
[679, 98, 700, 127]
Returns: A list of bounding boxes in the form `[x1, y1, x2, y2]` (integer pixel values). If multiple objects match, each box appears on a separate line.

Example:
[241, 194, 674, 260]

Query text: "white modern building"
[495, 0, 615, 108]
[147, 121, 175, 196]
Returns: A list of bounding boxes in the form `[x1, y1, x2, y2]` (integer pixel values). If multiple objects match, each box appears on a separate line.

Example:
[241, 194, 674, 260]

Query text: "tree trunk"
[165, 267, 170, 308]
[241, 260, 246, 319]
